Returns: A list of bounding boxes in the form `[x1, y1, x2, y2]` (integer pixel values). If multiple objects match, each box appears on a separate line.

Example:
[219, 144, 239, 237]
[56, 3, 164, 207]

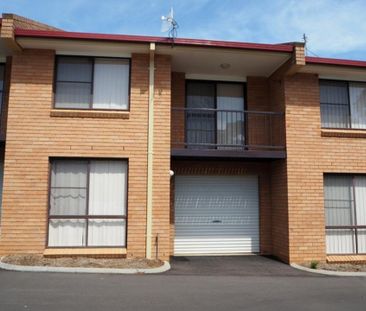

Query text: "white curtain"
[88, 160, 127, 215]
[326, 229, 355, 254]
[48, 160, 127, 247]
[324, 175, 356, 254]
[354, 176, 366, 225]
[325, 175, 366, 254]
[93, 58, 129, 109]
[88, 219, 126, 246]
[324, 175, 354, 226]
[358, 230, 366, 253]
[55, 82, 91, 109]
[350, 82, 366, 129]
[48, 219, 86, 247]
[50, 161, 87, 216]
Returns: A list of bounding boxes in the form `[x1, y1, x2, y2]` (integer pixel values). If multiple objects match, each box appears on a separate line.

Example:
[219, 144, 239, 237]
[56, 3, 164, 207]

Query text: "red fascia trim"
[306, 56, 366, 69]
[14, 28, 294, 53]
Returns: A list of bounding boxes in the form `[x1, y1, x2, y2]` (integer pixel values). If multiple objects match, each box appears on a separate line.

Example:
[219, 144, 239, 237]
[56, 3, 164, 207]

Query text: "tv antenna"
[161, 8, 179, 41]
[302, 33, 319, 57]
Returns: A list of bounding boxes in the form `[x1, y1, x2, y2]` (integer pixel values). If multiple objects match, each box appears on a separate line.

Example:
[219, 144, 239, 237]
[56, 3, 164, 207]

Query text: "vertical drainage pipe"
[146, 42, 155, 259]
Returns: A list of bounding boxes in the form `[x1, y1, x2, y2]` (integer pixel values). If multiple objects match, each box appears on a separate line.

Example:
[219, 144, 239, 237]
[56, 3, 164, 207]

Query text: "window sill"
[50, 109, 130, 119]
[44, 248, 127, 257]
[321, 128, 366, 138]
[327, 255, 366, 264]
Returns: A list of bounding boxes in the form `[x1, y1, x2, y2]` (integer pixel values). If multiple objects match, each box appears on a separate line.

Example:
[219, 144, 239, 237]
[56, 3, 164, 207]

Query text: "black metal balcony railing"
[171, 108, 285, 152]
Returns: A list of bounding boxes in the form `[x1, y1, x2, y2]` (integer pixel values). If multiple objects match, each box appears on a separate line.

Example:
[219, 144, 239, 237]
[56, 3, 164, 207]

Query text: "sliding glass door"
[186, 81, 245, 149]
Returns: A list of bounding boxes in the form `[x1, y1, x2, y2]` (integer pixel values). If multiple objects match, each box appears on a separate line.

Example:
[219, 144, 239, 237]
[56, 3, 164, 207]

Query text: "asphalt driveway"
[0, 256, 365, 311]
[167, 255, 312, 276]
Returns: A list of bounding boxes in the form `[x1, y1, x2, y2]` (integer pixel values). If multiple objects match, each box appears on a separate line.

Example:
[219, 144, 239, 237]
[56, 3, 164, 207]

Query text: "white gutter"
[146, 42, 155, 259]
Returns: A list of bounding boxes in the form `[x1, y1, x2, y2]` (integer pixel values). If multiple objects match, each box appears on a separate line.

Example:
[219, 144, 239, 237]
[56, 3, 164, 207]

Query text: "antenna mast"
[161, 7, 179, 42]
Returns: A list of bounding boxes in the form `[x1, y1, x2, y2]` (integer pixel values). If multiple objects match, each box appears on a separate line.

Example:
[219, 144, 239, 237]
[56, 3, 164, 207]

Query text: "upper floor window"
[0, 63, 5, 111]
[320, 80, 366, 129]
[54, 56, 130, 110]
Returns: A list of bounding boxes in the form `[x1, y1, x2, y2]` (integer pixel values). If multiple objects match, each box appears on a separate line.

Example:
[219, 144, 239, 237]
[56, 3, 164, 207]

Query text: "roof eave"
[306, 56, 366, 69]
[14, 28, 294, 53]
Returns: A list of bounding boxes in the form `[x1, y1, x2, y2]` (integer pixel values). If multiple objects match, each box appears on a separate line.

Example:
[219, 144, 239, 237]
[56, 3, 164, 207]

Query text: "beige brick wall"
[151, 55, 171, 260]
[283, 72, 366, 263]
[1, 14, 60, 40]
[0, 49, 172, 260]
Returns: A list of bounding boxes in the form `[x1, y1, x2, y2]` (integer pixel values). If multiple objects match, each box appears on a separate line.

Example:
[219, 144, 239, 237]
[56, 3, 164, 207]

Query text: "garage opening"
[174, 175, 259, 255]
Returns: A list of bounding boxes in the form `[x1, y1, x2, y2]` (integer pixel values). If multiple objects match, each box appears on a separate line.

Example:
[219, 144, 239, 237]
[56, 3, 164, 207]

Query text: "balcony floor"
[171, 148, 286, 159]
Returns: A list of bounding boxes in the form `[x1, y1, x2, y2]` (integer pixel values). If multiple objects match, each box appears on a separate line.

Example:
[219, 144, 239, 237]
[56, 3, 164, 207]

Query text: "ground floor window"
[48, 159, 127, 247]
[324, 174, 366, 254]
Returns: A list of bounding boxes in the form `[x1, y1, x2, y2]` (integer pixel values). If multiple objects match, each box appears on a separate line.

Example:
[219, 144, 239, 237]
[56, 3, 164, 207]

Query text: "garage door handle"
[212, 220, 222, 223]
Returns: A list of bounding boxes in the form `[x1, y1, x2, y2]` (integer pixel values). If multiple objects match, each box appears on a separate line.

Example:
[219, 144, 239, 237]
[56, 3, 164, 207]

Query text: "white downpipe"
[146, 42, 155, 259]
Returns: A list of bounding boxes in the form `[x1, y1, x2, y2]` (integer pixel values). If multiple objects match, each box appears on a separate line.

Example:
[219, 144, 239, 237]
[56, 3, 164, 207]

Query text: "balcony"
[171, 108, 286, 159]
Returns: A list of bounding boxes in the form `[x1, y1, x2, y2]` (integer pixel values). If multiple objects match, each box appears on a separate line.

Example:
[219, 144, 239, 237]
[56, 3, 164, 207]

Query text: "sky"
[1, 0, 366, 60]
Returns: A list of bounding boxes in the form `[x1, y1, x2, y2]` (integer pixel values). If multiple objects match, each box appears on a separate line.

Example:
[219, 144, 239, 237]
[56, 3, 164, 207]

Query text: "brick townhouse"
[0, 13, 365, 264]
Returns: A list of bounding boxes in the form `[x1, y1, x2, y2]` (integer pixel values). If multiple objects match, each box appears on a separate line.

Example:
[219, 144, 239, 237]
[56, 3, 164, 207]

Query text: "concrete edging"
[291, 263, 366, 277]
[0, 257, 171, 274]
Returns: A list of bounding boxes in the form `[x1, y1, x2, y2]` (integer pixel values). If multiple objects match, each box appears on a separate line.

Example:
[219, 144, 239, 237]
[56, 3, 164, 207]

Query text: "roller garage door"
[174, 175, 259, 255]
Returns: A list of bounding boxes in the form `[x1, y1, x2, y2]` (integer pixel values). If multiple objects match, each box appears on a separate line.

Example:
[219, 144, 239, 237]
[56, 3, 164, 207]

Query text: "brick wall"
[268, 76, 289, 262]
[171, 72, 185, 148]
[0, 49, 172, 260]
[282, 72, 366, 263]
[247, 77, 271, 147]
[151, 55, 171, 260]
[284, 73, 325, 263]
[0, 57, 11, 140]
[1, 14, 60, 40]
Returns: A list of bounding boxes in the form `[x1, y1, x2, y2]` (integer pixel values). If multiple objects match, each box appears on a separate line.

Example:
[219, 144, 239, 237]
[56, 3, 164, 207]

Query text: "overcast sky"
[2, 0, 366, 60]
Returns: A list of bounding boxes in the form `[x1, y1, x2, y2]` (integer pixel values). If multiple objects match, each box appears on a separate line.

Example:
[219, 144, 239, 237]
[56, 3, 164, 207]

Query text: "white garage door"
[174, 175, 259, 255]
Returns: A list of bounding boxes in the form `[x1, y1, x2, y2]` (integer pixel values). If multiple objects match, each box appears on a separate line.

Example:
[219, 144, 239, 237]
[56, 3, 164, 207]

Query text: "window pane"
[88, 219, 126, 246]
[358, 229, 366, 253]
[320, 80, 350, 128]
[354, 176, 366, 225]
[350, 82, 366, 129]
[0, 64, 4, 91]
[55, 82, 91, 109]
[57, 57, 92, 82]
[93, 58, 129, 109]
[324, 175, 354, 226]
[326, 229, 356, 254]
[88, 160, 127, 215]
[48, 219, 86, 247]
[0, 159, 3, 220]
[217, 83, 244, 149]
[50, 188, 87, 215]
[186, 82, 216, 148]
[50, 161, 88, 216]
[51, 160, 88, 188]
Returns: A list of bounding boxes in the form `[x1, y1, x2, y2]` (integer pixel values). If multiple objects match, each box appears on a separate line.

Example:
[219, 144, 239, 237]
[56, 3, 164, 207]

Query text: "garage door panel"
[174, 175, 259, 255]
